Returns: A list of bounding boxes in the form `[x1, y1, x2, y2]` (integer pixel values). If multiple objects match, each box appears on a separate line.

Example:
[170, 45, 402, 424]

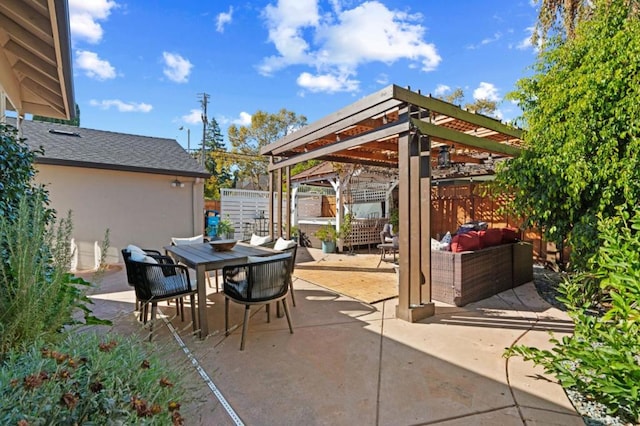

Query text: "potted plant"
[336, 213, 353, 253]
[207, 216, 235, 240]
[290, 225, 300, 242]
[217, 217, 235, 239]
[314, 224, 337, 253]
[389, 207, 399, 235]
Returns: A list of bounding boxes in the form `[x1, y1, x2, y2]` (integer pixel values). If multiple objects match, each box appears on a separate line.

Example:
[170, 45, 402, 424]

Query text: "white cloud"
[75, 50, 116, 80]
[216, 7, 233, 32]
[375, 73, 389, 85]
[162, 52, 193, 83]
[68, 0, 118, 44]
[259, 0, 440, 93]
[182, 109, 203, 124]
[434, 84, 450, 96]
[467, 32, 502, 49]
[233, 112, 252, 126]
[297, 72, 359, 93]
[89, 99, 152, 112]
[473, 82, 500, 102]
[513, 26, 541, 51]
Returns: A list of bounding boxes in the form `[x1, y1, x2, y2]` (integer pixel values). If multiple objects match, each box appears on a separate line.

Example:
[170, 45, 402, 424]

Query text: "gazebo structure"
[261, 84, 524, 322]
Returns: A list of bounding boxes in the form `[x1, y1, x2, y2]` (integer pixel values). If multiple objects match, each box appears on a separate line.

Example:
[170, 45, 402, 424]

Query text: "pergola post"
[396, 105, 435, 322]
[291, 184, 299, 227]
[268, 160, 275, 239]
[277, 166, 283, 238]
[285, 166, 291, 238]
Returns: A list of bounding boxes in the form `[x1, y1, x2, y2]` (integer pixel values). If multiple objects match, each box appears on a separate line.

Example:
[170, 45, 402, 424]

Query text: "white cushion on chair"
[171, 235, 204, 245]
[249, 234, 272, 246]
[273, 237, 297, 250]
[129, 250, 158, 264]
[126, 244, 146, 258]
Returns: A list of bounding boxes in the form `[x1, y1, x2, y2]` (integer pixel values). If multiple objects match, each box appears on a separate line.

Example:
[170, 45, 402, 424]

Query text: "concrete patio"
[82, 250, 583, 425]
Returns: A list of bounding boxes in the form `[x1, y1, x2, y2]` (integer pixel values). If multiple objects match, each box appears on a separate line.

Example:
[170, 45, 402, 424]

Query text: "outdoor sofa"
[430, 228, 533, 306]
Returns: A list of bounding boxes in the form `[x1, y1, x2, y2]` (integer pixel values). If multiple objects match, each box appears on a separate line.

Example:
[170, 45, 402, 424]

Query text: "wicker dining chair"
[122, 246, 165, 320]
[222, 252, 294, 350]
[170, 235, 219, 291]
[262, 238, 298, 306]
[122, 249, 198, 341]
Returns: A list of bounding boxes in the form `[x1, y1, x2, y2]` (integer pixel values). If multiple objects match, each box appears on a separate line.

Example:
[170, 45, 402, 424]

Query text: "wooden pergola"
[261, 84, 524, 322]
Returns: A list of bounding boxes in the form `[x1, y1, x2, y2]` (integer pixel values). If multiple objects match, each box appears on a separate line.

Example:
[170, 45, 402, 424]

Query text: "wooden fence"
[314, 184, 553, 262]
[430, 183, 553, 263]
[217, 185, 557, 263]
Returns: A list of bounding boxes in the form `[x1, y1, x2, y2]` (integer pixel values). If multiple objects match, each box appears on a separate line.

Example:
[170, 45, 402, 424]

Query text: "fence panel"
[220, 189, 289, 240]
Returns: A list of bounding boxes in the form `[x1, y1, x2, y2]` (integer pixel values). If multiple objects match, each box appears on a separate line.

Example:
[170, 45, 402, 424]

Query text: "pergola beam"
[411, 118, 522, 157]
[393, 85, 523, 140]
[269, 121, 407, 171]
[264, 97, 403, 156]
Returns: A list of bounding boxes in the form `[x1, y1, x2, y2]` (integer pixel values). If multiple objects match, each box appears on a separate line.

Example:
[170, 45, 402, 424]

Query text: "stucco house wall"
[13, 118, 210, 271]
[35, 165, 204, 269]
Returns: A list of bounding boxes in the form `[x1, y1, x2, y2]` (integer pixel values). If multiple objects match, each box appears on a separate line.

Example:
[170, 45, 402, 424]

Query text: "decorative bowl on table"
[209, 239, 237, 251]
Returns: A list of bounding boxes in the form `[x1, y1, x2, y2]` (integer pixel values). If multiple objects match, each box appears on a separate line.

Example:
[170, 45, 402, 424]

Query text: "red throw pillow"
[479, 228, 503, 248]
[501, 227, 519, 243]
[451, 231, 481, 252]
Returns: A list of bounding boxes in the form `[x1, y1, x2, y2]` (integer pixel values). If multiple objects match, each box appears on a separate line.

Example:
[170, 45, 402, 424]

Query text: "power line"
[208, 149, 269, 161]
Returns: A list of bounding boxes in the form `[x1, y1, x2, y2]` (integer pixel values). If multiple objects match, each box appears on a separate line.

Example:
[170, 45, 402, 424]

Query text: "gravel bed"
[532, 266, 636, 426]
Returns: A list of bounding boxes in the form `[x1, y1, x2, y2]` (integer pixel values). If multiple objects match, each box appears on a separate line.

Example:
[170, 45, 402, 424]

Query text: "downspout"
[193, 178, 201, 235]
[0, 90, 5, 123]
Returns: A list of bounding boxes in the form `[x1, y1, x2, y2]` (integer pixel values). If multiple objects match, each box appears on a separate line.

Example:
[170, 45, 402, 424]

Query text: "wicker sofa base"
[431, 242, 533, 306]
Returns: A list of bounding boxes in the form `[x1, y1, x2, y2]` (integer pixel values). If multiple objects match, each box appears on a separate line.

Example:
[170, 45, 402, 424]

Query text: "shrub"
[0, 333, 185, 425]
[505, 207, 640, 423]
[0, 123, 49, 223]
[0, 193, 106, 354]
[314, 224, 337, 242]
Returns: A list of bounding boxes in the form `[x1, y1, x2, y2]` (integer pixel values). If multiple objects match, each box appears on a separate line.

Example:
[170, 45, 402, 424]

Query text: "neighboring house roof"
[0, 1, 75, 120]
[8, 118, 210, 178]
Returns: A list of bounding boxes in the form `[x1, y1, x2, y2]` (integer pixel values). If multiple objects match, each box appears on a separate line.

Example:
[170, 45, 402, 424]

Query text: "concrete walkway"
[83, 259, 583, 425]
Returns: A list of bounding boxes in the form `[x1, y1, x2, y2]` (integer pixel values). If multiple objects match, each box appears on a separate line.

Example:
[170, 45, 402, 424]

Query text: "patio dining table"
[164, 241, 278, 339]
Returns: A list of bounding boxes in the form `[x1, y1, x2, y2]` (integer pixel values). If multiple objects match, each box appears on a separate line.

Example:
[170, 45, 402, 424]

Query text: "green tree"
[203, 118, 233, 199]
[440, 87, 498, 117]
[228, 109, 307, 190]
[291, 160, 321, 177]
[33, 104, 81, 127]
[531, 0, 639, 45]
[443, 87, 464, 105]
[496, 0, 640, 269]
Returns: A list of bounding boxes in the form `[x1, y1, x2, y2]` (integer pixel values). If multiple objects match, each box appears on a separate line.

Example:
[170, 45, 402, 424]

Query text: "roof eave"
[35, 157, 211, 179]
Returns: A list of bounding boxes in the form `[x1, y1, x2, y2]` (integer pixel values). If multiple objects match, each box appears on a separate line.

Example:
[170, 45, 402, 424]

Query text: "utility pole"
[198, 93, 209, 168]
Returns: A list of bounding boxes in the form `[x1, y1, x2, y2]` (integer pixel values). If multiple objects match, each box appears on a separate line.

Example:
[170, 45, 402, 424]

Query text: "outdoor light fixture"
[171, 178, 184, 188]
[437, 145, 451, 168]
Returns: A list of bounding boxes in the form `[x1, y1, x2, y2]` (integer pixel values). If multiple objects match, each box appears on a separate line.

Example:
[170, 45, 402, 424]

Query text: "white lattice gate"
[220, 189, 288, 240]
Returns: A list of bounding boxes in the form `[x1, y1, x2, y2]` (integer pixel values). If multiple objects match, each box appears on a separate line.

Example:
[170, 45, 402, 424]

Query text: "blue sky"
[66, 0, 539, 151]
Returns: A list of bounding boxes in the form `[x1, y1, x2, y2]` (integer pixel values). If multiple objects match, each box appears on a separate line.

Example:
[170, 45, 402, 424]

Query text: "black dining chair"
[262, 239, 299, 306]
[122, 249, 198, 341]
[222, 252, 294, 350]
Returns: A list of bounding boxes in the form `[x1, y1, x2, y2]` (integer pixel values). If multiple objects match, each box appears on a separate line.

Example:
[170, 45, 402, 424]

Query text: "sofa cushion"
[501, 227, 520, 243]
[451, 231, 481, 252]
[273, 237, 297, 250]
[479, 228, 503, 248]
[250, 233, 272, 246]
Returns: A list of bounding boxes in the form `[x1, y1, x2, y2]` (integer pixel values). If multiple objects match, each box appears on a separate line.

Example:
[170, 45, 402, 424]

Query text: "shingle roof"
[8, 118, 210, 178]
